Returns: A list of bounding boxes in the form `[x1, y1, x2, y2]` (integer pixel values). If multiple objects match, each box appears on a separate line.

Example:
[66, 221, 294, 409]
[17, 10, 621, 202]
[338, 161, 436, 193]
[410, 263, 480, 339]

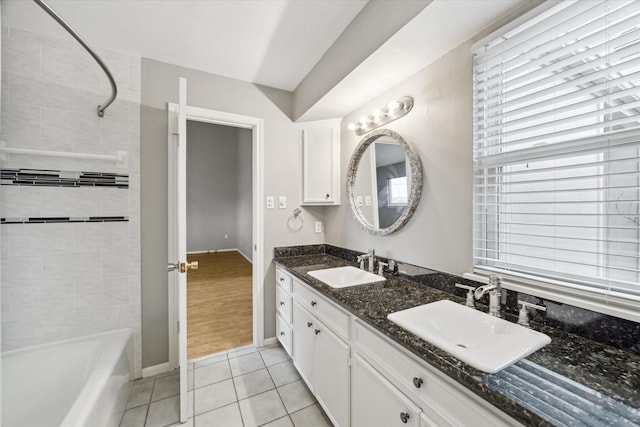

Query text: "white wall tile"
[102, 304, 131, 330]
[1, 186, 42, 218]
[1, 255, 42, 288]
[2, 38, 41, 77]
[43, 251, 102, 285]
[2, 289, 12, 322]
[41, 107, 100, 151]
[8, 223, 74, 256]
[41, 42, 78, 86]
[101, 188, 128, 217]
[0, 102, 40, 148]
[10, 284, 75, 321]
[76, 276, 129, 308]
[9, 73, 73, 110]
[43, 307, 102, 341]
[2, 317, 45, 351]
[103, 249, 130, 279]
[74, 222, 128, 252]
[1, 225, 9, 255]
[8, 27, 74, 50]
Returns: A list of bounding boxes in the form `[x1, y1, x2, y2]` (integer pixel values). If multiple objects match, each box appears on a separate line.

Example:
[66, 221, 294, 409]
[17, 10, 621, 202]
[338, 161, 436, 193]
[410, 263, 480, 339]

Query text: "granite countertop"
[274, 253, 640, 427]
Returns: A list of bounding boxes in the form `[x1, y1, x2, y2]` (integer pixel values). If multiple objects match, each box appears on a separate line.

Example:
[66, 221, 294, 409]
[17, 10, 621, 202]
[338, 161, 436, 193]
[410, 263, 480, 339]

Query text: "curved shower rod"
[33, 0, 118, 117]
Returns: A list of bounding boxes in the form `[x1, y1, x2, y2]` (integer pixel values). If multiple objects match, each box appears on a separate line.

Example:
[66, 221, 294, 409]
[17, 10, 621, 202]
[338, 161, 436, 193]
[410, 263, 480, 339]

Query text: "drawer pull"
[314, 329, 321, 335]
[280, 331, 285, 336]
[311, 301, 317, 306]
[400, 412, 410, 423]
[307, 322, 313, 328]
[279, 301, 285, 306]
[412, 377, 423, 388]
[279, 277, 284, 282]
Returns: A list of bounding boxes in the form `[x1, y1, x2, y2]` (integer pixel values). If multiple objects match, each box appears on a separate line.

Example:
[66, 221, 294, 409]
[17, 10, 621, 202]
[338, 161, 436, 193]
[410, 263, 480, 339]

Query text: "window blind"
[472, 0, 640, 307]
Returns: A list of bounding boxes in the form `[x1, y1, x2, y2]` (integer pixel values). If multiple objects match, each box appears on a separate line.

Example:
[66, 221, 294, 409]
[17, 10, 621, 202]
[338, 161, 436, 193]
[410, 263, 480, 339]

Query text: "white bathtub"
[2, 328, 134, 427]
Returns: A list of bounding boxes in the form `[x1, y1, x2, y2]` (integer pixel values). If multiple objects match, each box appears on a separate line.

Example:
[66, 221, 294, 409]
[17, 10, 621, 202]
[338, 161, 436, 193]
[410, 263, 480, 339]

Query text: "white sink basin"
[307, 266, 386, 289]
[387, 300, 551, 373]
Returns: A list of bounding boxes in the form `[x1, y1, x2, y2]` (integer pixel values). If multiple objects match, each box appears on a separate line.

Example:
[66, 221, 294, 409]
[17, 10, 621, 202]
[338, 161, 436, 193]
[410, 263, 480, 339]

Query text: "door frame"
[167, 103, 265, 370]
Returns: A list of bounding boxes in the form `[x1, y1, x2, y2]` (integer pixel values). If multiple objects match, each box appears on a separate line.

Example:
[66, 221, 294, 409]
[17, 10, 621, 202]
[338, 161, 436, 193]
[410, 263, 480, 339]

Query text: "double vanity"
[274, 246, 640, 427]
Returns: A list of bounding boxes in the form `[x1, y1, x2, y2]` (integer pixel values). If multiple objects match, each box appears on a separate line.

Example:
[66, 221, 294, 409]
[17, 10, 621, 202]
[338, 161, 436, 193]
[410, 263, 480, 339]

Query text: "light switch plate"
[279, 196, 287, 209]
[315, 221, 322, 233]
[365, 195, 372, 206]
[266, 196, 275, 209]
[357, 195, 363, 207]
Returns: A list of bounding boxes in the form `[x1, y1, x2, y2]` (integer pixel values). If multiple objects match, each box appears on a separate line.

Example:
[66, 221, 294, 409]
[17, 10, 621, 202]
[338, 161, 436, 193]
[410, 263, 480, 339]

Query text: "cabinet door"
[292, 301, 315, 389]
[300, 119, 340, 206]
[352, 355, 421, 427]
[315, 321, 350, 427]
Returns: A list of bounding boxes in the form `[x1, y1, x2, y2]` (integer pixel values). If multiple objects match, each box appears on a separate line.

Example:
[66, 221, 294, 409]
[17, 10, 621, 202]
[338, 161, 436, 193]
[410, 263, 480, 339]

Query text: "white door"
[168, 77, 198, 423]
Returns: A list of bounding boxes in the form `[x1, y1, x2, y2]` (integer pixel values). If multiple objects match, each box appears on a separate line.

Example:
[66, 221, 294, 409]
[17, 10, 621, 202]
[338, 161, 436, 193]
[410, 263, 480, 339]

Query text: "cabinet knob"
[279, 301, 285, 306]
[307, 322, 313, 328]
[280, 331, 285, 336]
[311, 301, 317, 307]
[314, 329, 321, 335]
[325, 194, 330, 199]
[279, 277, 284, 282]
[412, 377, 423, 388]
[400, 412, 410, 424]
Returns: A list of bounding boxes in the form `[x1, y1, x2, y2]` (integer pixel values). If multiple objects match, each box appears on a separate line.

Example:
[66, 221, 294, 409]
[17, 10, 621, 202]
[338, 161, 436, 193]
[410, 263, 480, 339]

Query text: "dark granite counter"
[274, 252, 640, 427]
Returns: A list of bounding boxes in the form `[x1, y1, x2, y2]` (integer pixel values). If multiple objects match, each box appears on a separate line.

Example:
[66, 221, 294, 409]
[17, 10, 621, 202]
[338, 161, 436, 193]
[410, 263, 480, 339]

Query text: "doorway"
[185, 120, 253, 359]
[167, 102, 265, 373]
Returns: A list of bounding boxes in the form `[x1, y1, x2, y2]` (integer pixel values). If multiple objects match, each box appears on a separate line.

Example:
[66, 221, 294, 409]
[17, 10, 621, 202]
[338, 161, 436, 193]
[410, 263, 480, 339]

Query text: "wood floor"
[186, 251, 253, 360]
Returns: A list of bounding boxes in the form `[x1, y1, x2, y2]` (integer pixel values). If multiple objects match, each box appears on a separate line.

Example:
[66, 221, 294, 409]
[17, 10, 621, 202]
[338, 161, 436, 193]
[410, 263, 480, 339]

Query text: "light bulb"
[387, 100, 401, 112]
[359, 116, 369, 126]
[347, 122, 358, 131]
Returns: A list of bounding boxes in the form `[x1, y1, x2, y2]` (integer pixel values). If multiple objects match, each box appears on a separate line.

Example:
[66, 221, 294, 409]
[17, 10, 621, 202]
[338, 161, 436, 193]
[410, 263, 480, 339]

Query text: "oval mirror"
[347, 129, 423, 235]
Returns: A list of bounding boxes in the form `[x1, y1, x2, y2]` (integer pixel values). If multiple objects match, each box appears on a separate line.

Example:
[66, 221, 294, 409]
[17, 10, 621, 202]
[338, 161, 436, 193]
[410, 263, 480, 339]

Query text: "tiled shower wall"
[0, 26, 142, 376]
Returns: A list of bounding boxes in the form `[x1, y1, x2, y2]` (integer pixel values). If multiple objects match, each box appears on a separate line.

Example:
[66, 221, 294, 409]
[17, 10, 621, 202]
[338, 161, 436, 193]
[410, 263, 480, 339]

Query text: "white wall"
[236, 127, 253, 261]
[140, 59, 325, 368]
[326, 40, 474, 275]
[0, 26, 142, 376]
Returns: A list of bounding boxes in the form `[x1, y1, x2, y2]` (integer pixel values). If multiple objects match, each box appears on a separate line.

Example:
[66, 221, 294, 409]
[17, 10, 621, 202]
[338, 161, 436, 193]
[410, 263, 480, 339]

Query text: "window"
[472, 0, 640, 317]
[387, 176, 408, 206]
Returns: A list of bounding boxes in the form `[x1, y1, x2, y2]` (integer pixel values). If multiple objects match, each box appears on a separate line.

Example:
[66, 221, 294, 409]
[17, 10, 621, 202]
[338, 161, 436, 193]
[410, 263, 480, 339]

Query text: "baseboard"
[142, 362, 171, 378]
[237, 249, 253, 264]
[187, 248, 238, 255]
[262, 337, 278, 347]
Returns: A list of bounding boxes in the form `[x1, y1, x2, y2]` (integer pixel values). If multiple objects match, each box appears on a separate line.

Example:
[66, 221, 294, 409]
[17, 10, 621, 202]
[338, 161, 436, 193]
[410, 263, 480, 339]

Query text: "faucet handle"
[517, 300, 546, 327]
[377, 261, 388, 276]
[455, 283, 476, 308]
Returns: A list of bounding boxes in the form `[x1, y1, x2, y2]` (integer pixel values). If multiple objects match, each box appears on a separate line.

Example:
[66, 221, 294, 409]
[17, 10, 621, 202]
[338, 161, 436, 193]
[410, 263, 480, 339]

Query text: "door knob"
[180, 261, 199, 273]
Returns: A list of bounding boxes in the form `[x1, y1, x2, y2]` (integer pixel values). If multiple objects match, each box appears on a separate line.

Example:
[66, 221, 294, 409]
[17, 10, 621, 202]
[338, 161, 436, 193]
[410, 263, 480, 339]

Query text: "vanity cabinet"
[275, 267, 293, 357]
[292, 279, 350, 427]
[299, 119, 341, 206]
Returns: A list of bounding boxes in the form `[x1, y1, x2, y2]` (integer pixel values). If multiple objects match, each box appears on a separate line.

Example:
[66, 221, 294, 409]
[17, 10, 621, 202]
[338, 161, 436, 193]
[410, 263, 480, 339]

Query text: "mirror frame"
[346, 129, 423, 236]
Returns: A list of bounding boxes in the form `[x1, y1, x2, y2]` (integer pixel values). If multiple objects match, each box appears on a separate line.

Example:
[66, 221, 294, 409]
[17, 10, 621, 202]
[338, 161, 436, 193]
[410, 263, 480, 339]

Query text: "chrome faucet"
[474, 274, 503, 318]
[357, 248, 376, 273]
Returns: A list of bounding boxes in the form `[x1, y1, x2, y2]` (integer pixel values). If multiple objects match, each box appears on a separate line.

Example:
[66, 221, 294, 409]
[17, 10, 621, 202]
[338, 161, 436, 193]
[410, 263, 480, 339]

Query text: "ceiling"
[2, 0, 529, 120]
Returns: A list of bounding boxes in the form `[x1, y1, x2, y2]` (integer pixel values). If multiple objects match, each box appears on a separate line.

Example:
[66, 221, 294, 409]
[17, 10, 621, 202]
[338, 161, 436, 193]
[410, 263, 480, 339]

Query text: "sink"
[387, 300, 551, 373]
[307, 266, 386, 289]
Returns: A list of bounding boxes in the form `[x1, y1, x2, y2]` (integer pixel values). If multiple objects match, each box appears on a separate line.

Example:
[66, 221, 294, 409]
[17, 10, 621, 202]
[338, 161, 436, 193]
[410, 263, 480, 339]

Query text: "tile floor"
[120, 343, 333, 427]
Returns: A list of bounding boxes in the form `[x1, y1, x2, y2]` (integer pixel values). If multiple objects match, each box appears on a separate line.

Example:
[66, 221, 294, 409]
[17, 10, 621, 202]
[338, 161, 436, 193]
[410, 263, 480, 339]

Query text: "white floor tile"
[194, 359, 231, 388]
[238, 389, 287, 427]
[151, 373, 179, 402]
[260, 345, 289, 367]
[126, 378, 154, 409]
[194, 378, 237, 415]
[268, 361, 301, 387]
[193, 351, 228, 368]
[277, 380, 315, 414]
[229, 351, 265, 377]
[227, 344, 258, 359]
[262, 416, 295, 427]
[233, 368, 275, 400]
[188, 368, 194, 391]
[146, 395, 180, 427]
[168, 418, 193, 427]
[194, 402, 243, 427]
[119, 405, 147, 427]
[290, 404, 332, 427]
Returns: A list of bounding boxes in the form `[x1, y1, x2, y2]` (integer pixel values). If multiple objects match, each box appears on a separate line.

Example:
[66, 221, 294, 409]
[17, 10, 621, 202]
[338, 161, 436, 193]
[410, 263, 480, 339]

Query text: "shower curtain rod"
[33, 0, 118, 117]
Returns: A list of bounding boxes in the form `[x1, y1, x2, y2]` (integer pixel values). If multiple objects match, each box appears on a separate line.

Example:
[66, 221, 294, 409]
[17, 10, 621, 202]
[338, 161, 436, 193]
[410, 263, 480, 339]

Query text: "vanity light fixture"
[347, 96, 414, 136]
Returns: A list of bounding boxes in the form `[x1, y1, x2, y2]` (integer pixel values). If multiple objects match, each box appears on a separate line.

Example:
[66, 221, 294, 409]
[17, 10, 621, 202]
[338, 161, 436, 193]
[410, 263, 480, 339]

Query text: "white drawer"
[293, 278, 350, 340]
[276, 286, 293, 324]
[276, 314, 293, 357]
[276, 267, 293, 292]
[353, 319, 520, 427]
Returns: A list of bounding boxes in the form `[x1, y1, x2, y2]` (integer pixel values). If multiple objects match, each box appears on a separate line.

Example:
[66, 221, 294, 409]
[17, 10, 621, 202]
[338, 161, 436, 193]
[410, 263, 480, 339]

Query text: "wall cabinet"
[299, 119, 341, 206]
[292, 280, 350, 427]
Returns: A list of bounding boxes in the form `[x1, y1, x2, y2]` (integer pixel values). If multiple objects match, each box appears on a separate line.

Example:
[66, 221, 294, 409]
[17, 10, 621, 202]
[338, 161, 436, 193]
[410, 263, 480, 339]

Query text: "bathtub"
[2, 328, 134, 427]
